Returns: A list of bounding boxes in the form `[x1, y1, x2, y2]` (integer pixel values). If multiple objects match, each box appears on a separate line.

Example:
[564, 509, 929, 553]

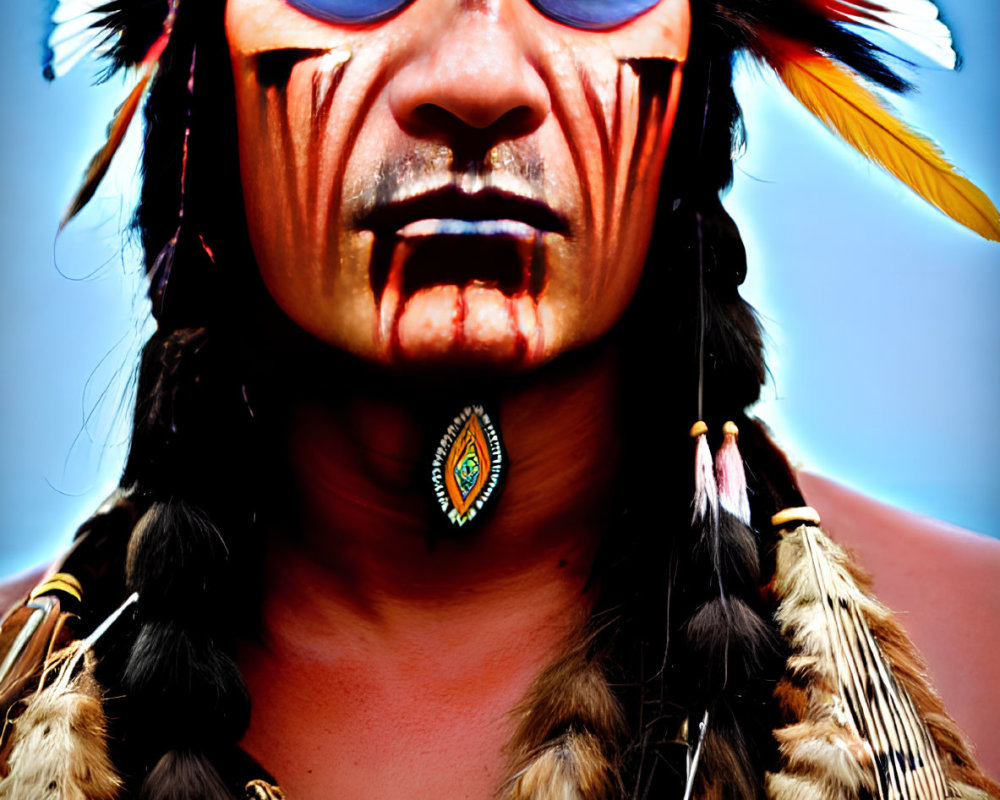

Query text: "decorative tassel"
[59, 0, 180, 228]
[503, 641, 623, 800]
[766, 507, 998, 800]
[714, 421, 751, 526]
[689, 418, 721, 603]
[0, 593, 137, 800]
[690, 421, 719, 531]
[759, 37, 1000, 242]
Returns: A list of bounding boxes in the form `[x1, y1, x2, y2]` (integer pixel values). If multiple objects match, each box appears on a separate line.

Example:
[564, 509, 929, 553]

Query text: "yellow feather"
[769, 49, 1000, 242]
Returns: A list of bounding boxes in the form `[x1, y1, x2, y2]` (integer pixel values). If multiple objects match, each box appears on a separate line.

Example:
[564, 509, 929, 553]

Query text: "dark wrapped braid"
[1, 0, 997, 798]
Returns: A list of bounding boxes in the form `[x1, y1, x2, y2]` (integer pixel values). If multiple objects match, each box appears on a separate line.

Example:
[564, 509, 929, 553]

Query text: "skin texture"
[226, 0, 688, 368]
[225, 1, 691, 795]
[237, 353, 627, 798]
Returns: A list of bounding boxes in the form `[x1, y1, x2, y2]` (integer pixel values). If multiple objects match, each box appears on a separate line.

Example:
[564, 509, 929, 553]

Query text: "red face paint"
[227, 0, 689, 368]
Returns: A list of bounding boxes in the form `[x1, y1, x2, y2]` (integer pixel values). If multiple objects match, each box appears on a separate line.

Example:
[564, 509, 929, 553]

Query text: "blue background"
[1, 2, 997, 576]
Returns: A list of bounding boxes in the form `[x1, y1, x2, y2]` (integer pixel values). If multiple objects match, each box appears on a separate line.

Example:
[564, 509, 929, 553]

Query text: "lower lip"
[376, 220, 546, 364]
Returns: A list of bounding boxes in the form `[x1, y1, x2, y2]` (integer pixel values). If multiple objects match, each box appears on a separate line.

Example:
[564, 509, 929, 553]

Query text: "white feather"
[691, 433, 718, 524]
[45, 1, 118, 79]
[829, 0, 955, 68]
[50, 0, 107, 24]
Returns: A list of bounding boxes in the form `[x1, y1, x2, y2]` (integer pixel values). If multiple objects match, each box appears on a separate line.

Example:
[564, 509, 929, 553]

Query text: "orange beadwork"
[430, 405, 504, 528]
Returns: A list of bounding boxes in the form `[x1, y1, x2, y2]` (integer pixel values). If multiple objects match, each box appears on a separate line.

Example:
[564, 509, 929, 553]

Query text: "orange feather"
[59, 22, 173, 229]
[764, 41, 1000, 241]
[60, 72, 151, 229]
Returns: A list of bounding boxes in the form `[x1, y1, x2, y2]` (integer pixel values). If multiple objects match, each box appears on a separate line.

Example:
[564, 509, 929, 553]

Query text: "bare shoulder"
[0, 565, 47, 620]
[798, 472, 1000, 782]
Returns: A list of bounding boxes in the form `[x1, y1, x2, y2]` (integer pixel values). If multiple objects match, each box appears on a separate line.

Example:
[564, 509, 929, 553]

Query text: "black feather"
[93, 0, 173, 74]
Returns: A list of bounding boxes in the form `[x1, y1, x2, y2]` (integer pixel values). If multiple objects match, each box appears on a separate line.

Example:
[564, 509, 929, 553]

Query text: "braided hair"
[43, 0, 962, 797]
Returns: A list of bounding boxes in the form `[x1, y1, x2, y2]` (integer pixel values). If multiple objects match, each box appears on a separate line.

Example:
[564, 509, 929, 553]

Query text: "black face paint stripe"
[624, 59, 677, 212]
[254, 48, 327, 89]
[309, 56, 351, 215]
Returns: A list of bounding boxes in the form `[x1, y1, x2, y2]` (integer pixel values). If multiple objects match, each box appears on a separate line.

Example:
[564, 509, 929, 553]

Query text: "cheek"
[230, 44, 392, 348]
[232, 52, 353, 266]
[604, 60, 685, 298]
[546, 57, 684, 333]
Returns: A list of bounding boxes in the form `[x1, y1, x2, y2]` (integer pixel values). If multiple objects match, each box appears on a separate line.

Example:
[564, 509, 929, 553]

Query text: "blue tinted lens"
[285, 0, 660, 29]
[530, 0, 661, 30]
[285, 0, 413, 24]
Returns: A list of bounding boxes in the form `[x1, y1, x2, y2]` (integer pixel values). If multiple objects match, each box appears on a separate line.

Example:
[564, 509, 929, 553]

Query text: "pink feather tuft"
[714, 421, 751, 526]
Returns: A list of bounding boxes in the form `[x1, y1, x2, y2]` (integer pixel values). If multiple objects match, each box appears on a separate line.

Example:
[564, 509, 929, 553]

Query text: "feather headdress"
[729, 0, 1000, 240]
[42, 0, 1000, 240]
[44, 0, 180, 228]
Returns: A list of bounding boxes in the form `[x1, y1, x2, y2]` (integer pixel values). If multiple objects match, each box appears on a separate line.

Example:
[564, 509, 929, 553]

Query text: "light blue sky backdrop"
[1, 1, 997, 576]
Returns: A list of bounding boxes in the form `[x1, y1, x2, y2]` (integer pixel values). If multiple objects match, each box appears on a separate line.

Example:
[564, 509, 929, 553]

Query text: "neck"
[237, 347, 624, 797]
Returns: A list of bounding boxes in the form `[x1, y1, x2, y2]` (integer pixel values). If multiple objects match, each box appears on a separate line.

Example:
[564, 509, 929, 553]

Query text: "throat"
[267, 350, 623, 600]
[238, 349, 623, 796]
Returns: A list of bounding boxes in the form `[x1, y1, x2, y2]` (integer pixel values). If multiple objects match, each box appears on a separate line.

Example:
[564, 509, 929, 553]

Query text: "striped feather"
[769, 521, 948, 800]
[762, 40, 1000, 241]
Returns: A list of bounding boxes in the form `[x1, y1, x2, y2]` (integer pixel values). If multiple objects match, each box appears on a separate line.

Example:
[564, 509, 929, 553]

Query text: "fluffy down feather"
[0, 650, 119, 800]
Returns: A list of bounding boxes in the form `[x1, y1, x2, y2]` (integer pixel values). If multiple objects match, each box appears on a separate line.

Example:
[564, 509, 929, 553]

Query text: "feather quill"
[761, 39, 1000, 241]
[0, 595, 71, 722]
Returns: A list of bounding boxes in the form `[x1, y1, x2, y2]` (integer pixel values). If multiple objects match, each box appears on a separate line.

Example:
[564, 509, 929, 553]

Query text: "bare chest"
[237, 621, 559, 799]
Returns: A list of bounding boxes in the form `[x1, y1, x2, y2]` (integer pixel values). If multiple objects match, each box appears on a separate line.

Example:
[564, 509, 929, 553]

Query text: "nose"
[388, 3, 550, 143]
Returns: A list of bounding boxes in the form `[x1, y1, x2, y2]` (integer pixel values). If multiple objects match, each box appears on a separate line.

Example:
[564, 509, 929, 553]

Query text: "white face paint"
[227, 0, 690, 368]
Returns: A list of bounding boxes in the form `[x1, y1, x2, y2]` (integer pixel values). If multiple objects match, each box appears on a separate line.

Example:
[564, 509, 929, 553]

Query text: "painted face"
[226, 0, 689, 368]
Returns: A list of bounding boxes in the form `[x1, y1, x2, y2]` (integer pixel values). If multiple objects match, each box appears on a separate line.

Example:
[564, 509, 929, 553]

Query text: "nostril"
[410, 103, 544, 140]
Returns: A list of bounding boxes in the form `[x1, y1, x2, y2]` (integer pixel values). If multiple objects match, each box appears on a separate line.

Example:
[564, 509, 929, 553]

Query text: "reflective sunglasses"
[285, 0, 661, 30]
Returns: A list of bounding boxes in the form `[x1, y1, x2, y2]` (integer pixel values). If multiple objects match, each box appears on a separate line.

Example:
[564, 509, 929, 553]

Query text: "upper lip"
[358, 185, 569, 237]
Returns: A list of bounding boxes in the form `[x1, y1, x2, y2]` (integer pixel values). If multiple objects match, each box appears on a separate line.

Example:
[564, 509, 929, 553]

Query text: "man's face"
[226, 0, 689, 368]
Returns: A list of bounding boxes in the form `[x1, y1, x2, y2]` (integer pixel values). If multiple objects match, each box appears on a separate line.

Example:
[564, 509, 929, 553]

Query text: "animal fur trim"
[503, 641, 624, 800]
[768, 522, 999, 799]
[0, 647, 119, 799]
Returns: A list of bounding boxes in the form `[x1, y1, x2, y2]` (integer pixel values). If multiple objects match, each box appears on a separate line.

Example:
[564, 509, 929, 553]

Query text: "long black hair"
[60, 0, 914, 796]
